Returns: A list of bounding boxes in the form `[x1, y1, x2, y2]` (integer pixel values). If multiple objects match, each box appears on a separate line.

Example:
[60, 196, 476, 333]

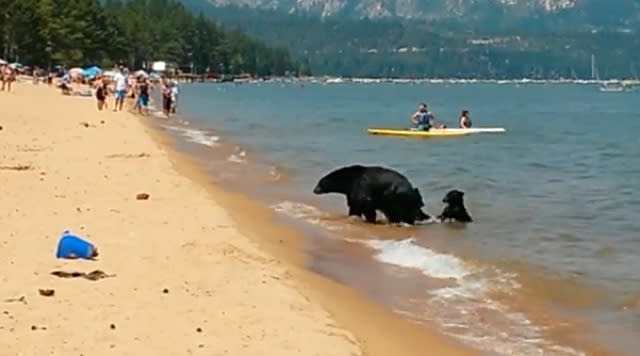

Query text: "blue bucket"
[55, 231, 97, 259]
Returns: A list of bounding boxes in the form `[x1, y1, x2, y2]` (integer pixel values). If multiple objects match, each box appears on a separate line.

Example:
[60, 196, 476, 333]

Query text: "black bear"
[312, 165, 430, 225]
[437, 189, 473, 223]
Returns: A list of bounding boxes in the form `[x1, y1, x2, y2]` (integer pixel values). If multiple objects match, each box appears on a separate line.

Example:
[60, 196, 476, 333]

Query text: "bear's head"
[439, 189, 472, 223]
[389, 187, 430, 223]
[409, 188, 430, 221]
[442, 189, 465, 205]
[411, 187, 426, 208]
[313, 165, 367, 195]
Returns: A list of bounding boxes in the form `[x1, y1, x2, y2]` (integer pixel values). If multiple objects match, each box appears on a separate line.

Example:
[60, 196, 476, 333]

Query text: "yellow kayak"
[367, 128, 471, 138]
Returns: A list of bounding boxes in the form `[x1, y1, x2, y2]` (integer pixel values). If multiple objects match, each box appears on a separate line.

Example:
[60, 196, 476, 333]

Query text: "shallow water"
[156, 82, 640, 355]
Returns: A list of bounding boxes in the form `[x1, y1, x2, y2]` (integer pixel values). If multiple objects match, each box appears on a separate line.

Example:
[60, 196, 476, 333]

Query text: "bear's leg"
[349, 185, 375, 222]
[346, 196, 363, 218]
[437, 206, 451, 221]
[399, 214, 416, 225]
[380, 207, 398, 224]
[362, 207, 377, 223]
[415, 209, 430, 221]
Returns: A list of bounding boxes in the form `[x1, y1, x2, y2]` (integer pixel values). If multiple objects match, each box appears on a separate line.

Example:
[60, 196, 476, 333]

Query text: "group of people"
[90, 67, 178, 118]
[410, 103, 472, 130]
[92, 68, 129, 112]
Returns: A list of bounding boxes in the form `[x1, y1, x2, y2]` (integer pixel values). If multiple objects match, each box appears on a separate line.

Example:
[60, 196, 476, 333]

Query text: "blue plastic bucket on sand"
[55, 231, 96, 259]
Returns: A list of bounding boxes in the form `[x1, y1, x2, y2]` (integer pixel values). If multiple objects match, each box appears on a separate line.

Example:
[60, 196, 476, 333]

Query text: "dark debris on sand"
[51, 270, 115, 281]
[0, 165, 33, 171]
[38, 289, 55, 297]
[136, 193, 150, 200]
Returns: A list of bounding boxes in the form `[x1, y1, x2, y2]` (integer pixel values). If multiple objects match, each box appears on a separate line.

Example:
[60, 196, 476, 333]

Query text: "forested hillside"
[0, 0, 298, 76]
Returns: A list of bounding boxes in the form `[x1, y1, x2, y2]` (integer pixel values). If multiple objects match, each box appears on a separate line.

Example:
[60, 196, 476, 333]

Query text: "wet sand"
[0, 83, 473, 355]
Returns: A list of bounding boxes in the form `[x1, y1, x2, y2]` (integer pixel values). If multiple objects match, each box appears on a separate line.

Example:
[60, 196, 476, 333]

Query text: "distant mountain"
[179, 0, 640, 78]
[185, 0, 640, 31]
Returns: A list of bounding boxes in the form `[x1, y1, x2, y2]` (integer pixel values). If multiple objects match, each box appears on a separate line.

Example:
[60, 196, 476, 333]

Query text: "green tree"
[0, 0, 298, 76]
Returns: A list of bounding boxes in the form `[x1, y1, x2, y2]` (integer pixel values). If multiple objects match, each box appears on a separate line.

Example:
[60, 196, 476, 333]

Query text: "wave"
[271, 199, 585, 356]
[160, 125, 220, 147]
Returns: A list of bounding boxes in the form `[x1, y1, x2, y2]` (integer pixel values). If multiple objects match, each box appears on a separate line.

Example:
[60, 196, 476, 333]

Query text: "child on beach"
[95, 76, 109, 111]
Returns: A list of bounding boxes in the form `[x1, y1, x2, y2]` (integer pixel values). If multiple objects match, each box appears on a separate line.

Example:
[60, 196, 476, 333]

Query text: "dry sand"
[0, 83, 474, 356]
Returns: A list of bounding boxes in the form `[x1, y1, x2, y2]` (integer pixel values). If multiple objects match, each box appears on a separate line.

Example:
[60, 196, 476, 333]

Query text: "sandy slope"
[0, 84, 362, 356]
[0, 83, 474, 356]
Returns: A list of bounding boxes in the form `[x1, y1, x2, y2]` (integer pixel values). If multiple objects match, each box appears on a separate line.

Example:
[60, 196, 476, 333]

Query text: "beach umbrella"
[134, 70, 148, 78]
[82, 66, 102, 79]
[68, 67, 84, 79]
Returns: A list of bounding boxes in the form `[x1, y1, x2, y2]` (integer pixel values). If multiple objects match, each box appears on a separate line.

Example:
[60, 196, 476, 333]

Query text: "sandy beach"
[0, 83, 474, 356]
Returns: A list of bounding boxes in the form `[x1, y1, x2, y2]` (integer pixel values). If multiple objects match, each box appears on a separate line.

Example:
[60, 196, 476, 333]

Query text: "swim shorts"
[138, 96, 149, 107]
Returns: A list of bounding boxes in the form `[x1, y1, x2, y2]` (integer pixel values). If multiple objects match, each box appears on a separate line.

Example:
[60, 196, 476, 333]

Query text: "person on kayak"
[411, 103, 434, 130]
[459, 110, 472, 128]
[411, 103, 447, 130]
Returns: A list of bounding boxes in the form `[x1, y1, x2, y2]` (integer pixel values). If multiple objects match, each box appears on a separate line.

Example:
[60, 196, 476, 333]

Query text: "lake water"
[153, 82, 640, 355]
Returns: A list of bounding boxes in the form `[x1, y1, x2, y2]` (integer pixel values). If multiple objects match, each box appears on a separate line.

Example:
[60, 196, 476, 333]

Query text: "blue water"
[162, 82, 640, 355]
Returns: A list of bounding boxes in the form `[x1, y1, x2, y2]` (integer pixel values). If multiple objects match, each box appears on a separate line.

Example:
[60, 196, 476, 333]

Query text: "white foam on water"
[271, 201, 343, 232]
[227, 154, 246, 163]
[362, 237, 585, 356]
[160, 125, 220, 147]
[181, 128, 219, 147]
[227, 147, 248, 163]
[269, 199, 584, 355]
[362, 238, 473, 280]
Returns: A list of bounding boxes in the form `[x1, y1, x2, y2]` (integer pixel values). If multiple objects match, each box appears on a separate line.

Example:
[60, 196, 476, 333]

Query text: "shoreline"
[0, 83, 474, 355]
[144, 82, 635, 356]
[169, 75, 639, 85]
[138, 92, 478, 356]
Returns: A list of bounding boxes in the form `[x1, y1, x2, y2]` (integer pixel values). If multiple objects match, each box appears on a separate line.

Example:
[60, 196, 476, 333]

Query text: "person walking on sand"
[113, 67, 127, 112]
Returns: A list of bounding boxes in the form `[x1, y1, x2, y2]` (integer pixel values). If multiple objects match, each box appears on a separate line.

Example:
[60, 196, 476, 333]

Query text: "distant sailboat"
[599, 81, 625, 92]
[592, 54, 627, 92]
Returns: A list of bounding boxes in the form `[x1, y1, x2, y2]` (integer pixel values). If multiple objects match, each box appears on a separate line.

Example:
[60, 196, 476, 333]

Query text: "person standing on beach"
[1, 64, 15, 92]
[170, 80, 179, 114]
[0, 64, 5, 91]
[137, 77, 150, 115]
[95, 76, 109, 111]
[113, 67, 127, 112]
[161, 78, 173, 118]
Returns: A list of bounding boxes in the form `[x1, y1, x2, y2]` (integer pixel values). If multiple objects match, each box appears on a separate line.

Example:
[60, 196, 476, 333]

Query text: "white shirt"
[170, 84, 178, 100]
[114, 73, 127, 91]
